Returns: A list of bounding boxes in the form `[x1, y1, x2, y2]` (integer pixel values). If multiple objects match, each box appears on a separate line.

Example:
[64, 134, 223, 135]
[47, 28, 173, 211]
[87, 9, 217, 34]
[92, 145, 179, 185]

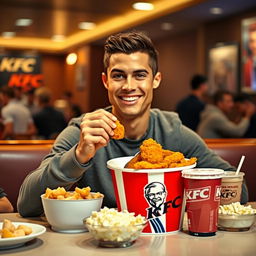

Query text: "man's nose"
[122, 76, 135, 90]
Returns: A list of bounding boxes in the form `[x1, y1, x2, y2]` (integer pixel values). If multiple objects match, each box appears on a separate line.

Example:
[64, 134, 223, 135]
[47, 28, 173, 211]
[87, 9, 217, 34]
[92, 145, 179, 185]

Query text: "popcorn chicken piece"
[1, 228, 15, 238]
[44, 188, 54, 199]
[112, 120, 125, 140]
[17, 225, 33, 235]
[2, 219, 15, 232]
[75, 187, 91, 198]
[13, 229, 26, 237]
[92, 192, 103, 199]
[52, 187, 66, 198]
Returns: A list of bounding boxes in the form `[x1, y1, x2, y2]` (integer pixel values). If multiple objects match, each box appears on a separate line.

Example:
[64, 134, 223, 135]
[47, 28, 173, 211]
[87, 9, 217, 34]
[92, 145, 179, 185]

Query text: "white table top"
[0, 207, 256, 256]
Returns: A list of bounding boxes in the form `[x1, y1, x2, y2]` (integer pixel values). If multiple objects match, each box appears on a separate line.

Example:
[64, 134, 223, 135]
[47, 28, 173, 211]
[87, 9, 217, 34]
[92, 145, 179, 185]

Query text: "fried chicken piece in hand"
[111, 120, 125, 140]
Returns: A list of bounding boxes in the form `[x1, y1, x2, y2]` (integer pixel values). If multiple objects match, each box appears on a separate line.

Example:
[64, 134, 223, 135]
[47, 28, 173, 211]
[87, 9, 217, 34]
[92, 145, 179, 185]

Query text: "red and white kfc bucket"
[107, 156, 196, 234]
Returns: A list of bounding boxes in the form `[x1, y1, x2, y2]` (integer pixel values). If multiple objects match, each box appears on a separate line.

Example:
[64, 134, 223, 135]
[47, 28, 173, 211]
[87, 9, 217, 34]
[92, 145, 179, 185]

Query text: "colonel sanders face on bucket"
[144, 182, 167, 208]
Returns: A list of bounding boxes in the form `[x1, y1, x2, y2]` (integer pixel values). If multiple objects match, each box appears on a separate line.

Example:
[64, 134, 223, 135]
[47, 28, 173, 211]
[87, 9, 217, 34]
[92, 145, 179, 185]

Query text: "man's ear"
[102, 72, 108, 89]
[153, 72, 161, 89]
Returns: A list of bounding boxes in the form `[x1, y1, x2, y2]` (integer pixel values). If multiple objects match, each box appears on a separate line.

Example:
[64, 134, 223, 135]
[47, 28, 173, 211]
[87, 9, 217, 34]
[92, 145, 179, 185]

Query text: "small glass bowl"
[218, 213, 256, 231]
[84, 221, 147, 248]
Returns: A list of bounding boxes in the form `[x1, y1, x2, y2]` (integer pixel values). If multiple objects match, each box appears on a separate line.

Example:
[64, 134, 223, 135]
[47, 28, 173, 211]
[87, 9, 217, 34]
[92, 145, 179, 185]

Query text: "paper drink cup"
[182, 168, 224, 237]
[107, 156, 196, 234]
[220, 171, 244, 205]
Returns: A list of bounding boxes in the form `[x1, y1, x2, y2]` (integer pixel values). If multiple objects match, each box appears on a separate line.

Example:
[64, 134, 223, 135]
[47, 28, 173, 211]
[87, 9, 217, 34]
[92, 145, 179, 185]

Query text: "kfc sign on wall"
[0, 54, 43, 91]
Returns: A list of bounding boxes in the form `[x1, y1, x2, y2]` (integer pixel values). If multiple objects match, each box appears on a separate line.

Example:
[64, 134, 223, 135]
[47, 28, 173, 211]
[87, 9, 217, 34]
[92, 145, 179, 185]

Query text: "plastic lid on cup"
[182, 168, 224, 179]
[222, 171, 245, 178]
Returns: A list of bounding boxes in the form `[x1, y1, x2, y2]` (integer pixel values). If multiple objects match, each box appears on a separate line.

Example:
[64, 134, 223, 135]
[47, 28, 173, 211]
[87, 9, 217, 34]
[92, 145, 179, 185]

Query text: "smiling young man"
[18, 31, 247, 217]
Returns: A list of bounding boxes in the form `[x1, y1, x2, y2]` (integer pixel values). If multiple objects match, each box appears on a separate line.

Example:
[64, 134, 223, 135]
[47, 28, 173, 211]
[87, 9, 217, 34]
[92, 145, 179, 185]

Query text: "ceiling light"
[51, 35, 65, 42]
[132, 2, 154, 11]
[210, 7, 223, 15]
[78, 22, 96, 30]
[15, 18, 33, 26]
[161, 22, 173, 31]
[66, 53, 77, 65]
[2, 32, 16, 38]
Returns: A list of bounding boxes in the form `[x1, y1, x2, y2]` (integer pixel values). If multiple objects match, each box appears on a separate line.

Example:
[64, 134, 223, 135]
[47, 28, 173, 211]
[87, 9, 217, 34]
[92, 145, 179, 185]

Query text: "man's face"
[218, 94, 234, 114]
[146, 185, 166, 208]
[249, 30, 256, 57]
[102, 52, 161, 120]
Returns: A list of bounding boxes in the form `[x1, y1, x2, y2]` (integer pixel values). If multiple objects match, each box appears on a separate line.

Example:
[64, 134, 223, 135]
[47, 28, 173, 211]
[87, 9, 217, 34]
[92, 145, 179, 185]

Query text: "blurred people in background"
[234, 93, 256, 138]
[13, 86, 24, 103]
[0, 187, 14, 213]
[244, 23, 256, 91]
[176, 74, 208, 131]
[62, 91, 82, 118]
[24, 88, 39, 115]
[197, 90, 254, 138]
[0, 86, 36, 139]
[33, 87, 67, 139]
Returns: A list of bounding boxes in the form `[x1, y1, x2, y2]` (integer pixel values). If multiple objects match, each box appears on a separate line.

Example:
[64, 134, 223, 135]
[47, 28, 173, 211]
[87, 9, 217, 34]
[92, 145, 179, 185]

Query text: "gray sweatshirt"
[17, 108, 247, 217]
[197, 105, 249, 138]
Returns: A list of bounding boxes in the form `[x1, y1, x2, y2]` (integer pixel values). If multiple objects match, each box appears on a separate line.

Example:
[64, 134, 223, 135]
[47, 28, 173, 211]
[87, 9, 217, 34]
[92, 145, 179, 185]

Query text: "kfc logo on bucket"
[144, 182, 182, 233]
[185, 186, 211, 202]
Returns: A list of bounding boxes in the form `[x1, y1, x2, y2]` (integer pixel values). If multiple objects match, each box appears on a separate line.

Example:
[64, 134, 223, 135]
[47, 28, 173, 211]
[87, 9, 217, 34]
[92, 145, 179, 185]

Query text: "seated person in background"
[176, 74, 208, 131]
[0, 86, 36, 139]
[234, 93, 256, 138]
[197, 90, 254, 138]
[62, 91, 82, 119]
[33, 87, 67, 139]
[18, 31, 248, 217]
[0, 187, 14, 213]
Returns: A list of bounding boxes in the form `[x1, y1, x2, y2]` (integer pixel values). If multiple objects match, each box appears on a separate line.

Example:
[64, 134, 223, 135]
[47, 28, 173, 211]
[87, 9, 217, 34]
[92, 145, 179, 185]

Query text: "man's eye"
[112, 73, 125, 80]
[135, 73, 147, 79]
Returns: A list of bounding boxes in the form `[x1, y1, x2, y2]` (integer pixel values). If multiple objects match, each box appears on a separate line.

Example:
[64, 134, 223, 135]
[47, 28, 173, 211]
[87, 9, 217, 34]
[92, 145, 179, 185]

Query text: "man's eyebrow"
[110, 69, 124, 73]
[134, 69, 149, 74]
[110, 68, 149, 74]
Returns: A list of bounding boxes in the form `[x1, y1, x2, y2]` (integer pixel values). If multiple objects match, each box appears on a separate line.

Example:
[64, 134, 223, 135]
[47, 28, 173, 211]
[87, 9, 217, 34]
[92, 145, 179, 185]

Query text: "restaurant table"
[0, 204, 256, 256]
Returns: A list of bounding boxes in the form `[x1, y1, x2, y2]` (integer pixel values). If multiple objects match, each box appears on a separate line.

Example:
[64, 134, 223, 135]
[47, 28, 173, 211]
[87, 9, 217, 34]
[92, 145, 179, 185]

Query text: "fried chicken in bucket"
[125, 138, 197, 169]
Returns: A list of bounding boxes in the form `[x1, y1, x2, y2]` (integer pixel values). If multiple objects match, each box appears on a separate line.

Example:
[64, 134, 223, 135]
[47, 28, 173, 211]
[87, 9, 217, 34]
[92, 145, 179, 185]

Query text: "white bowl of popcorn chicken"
[84, 207, 147, 248]
[218, 202, 256, 231]
[41, 186, 103, 233]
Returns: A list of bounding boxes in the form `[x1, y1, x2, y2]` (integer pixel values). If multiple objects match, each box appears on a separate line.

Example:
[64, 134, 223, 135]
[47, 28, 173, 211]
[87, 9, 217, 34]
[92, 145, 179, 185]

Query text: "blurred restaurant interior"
[1, 0, 256, 114]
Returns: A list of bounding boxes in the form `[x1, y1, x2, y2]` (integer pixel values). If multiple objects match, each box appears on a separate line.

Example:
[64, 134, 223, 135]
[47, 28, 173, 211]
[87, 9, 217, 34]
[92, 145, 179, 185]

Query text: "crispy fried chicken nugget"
[112, 120, 125, 140]
[2, 219, 15, 232]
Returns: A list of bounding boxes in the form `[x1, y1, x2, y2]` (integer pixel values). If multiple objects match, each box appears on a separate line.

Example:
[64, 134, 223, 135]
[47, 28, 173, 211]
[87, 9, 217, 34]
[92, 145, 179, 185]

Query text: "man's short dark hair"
[104, 31, 158, 75]
[213, 90, 233, 104]
[190, 74, 207, 90]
